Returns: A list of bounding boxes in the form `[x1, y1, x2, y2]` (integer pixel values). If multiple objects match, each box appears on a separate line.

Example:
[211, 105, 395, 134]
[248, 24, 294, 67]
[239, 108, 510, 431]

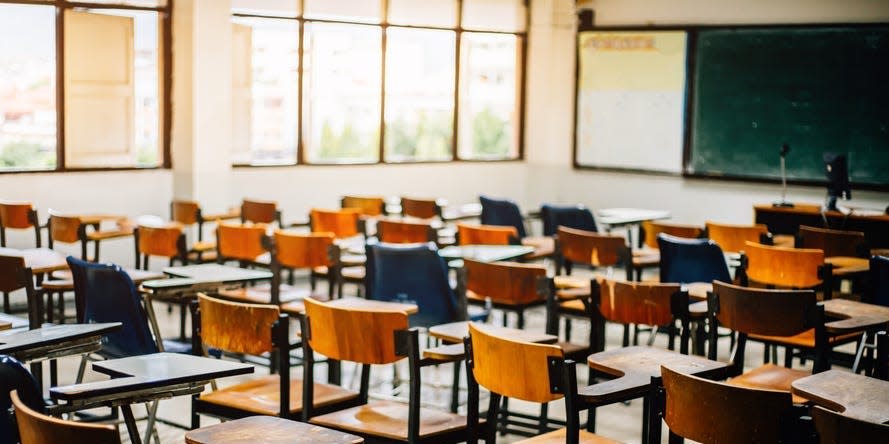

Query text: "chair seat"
[554, 275, 590, 289]
[688, 300, 708, 318]
[522, 236, 555, 260]
[727, 363, 810, 404]
[559, 299, 587, 315]
[312, 266, 366, 282]
[309, 400, 469, 441]
[217, 284, 311, 305]
[685, 282, 712, 301]
[199, 375, 358, 417]
[187, 250, 218, 263]
[191, 241, 216, 252]
[556, 287, 591, 302]
[41, 279, 74, 291]
[749, 329, 863, 348]
[631, 250, 660, 267]
[279, 294, 333, 316]
[516, 428, 622, 443]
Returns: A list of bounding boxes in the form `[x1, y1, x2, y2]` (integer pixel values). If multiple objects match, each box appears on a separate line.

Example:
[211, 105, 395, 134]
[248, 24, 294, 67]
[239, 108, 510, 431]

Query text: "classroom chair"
[0, 201, 41, 248]
[456, 223, 518, 246]
[704, 220, 769, 254]
[1, 355, 69, 444]
[796, 225, 868, 258]
[171, 200, 236, 263]
[540, 203, 598, 236]
[309, 208, 365, 240]
[241, 199, 282, 226]
[376, 219, 437, 244]
[464, 258, 546, 329]
[300, 297, 471, 443]
[13, 391, 120, 444]
[400, 197, 443, 220]
[133, 223, 188, 269]
[215, 222, 270, 267]
[632, 220, 703, 280]
[341, 195, 386, 217]
[47, 211, 133, 262]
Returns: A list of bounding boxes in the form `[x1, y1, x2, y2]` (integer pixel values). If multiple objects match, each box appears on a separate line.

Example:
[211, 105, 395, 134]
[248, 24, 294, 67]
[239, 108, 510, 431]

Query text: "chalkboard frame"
[572, 15, 889, 192]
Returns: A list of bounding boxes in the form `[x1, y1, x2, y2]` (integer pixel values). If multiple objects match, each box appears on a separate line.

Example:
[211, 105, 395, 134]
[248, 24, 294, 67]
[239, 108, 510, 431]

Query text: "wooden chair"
[464, 323, 622, 444]
[47, 211, 132, 262]
[241, 199, 282, 226]
[215, 222, 269, 267]
[464, 258, 546, 329]
[812, 405, 889, 443]
[660, 365, 800, 444]
[456, 223, 518, 246]
[0, 255, 40, 328]
[133, 223, 188, 270]
[301, 297, 470, 443]
[309, 209, 364, 240]
[400, 197, 443, 220]
[341, 195, 386, 217]
[171, 200, 236, 263]
[191, 294, 359, 427]
[377, 219, 437, 244]
[796, 225, 868, 258]
[12, 391, 120, 444]
[705, 221, 769, 254]
[632, 220, 703, 280]
[0, 201, 41, 247]
[740, 240, 831, 294]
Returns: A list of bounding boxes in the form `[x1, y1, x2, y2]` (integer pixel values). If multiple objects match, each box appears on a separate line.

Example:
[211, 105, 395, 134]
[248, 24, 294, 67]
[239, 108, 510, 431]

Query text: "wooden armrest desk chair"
[0, 201, 42, 249]
[400, 197, 444, 220]
[456, 223, 519, 247]
[171, 200, 241, 263]
[12, 390, 120, 444]
[797, 225, 869, 298]
[704, 221, 770, 256]
[309, 209, 366, 297]
[631, 220, 703, 281]
[241, 199, 282, 227]
[376, 219, 437, 245]
[47, 211, 133, 263]
[341, 195, 386, 219]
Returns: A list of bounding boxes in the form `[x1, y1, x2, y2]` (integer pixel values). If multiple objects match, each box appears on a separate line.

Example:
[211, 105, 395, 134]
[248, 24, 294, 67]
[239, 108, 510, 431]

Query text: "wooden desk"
[163, 263, 273, 282]
[597, 208, 671, 247]
[754, 204, 889, 248]
[825, 256, 870, 277]
[428, 321, 557, 345]
[0, 322, 120, 363]
[281, 297, 419, 316]
[50, 353, 254, 444]
[0, 247, 67, 274]
[791, 370, 889, 424]
[0, 313, 27, 331]
[437, 245, 535, 268]
[186, 416, 364, 444]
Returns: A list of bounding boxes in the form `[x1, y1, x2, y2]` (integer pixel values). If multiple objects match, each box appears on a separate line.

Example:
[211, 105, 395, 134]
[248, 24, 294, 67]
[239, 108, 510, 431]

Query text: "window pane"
[304, 0, 380, 23]
[458, 33, 520, 160]
[303, 23, 381, 164]
[232, 0, 298, 17]
[462, 0, 526, 32]
[385, 28, 455, 162]
[388, 0, 456, 28]
[231, 17, 299, 165]
[0, 5, 57, 171]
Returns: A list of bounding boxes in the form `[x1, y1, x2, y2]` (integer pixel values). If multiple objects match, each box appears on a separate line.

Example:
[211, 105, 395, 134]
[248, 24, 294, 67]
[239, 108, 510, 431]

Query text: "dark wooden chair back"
[0, 255, 28, 294]
[812, 405, 889, 443]
[12, 391, 120, 444]
[0, 202, 41, 247]
[341, 196, 385, 217]
[661, 365, 793, 444]
[197, 294, 281, 355]
[171, 200, 200, 226]
[557, 226, 627, 267]
[743, 240, 824, 288]
[216, 222, 267, 263]
[464, 259, 546, 305]
[705, 221, 768, 254]
[302, 297, 408, 365]
[456, 223, 517, 246]
[376, 219, 435, 244]
[400, 197, 441, 219]
[797, 225, 867, 258]
[241, 199, 279, 225]
[273, 230, 333, 269]
[310, 209, 362, 239]
[593, 278, 681, 327]
[641, 220, 702, 249]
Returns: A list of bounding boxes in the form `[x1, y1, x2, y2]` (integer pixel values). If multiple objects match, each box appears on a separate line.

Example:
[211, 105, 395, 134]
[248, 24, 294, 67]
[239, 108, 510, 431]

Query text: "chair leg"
[3, 291, 9, 313]
[784, 346, 794, 368]
[450, 361, 461, 414]
[538, 403, 549, 435]
[191, 395, 200, 429]
[143, 400, 159, 444]
[76, 354, 89, 383]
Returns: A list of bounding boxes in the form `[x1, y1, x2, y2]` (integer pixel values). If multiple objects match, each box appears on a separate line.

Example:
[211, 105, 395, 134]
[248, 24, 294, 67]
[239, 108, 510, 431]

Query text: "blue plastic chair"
[540, 204, 597, 236]
[658, 233, 732, 285]
[0, 355, 45, 443]
[479, 195, 527, 239]
[870, 255, 889, 307]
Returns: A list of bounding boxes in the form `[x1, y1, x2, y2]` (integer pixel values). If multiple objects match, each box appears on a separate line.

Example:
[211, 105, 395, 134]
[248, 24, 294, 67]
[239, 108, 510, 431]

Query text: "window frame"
[232, 0, 528, 167]
[0, 0, 172, 174]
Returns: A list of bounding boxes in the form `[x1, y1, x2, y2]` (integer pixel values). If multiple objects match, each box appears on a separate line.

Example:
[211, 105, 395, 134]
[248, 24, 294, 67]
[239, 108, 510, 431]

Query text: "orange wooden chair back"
[341, 195, 385, 217]
[0, 202, 35, 229]
[557, 226, 626, 267]
[661, 365, 792, 444]
[273, 230, 334, 269]
[310, 209, 361, 239]
[797, 225, 866, 258]
[595, 278, 679, 326]
[457, 223, 517, 246]
[710, 280, 816, 337]
[400, 197, 439, 219]
[198, 294, 281, 355]
[642, 220, 702, 249]
[743, 240, 824, 288]
[464, 259, 546, 305]
[137, 224, 184, 258]
[705, 221, 768, 254]
[377, 219, 433, 244]
[48, 213, 82, 244]
[217, 222, 267, 262]
[303, 297, 408, 365]
[241, 199, 278, 224]
[13, 391, 120, 444]
[468, 322, 564, 404]
[171, 200, 200, 225]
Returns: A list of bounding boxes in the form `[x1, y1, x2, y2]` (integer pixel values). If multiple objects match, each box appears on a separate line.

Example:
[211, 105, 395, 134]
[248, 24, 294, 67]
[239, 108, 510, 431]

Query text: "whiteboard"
[575, 31, 688, 173]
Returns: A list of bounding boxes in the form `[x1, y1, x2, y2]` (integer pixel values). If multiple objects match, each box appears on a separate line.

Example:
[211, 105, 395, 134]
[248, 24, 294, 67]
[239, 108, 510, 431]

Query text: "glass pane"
[385, 28, 455, 162]
[232, 0, 298, 17]
[458, 33, 520, 160]
[304, 0, 380, 23]
[73, 0, 168, 7]
[231, 17, 299, 165]
[303, 23, 381, 163]
[0, 5, 57, 171]
[462, 0, 526, 32]
[388, 0, 456, 27]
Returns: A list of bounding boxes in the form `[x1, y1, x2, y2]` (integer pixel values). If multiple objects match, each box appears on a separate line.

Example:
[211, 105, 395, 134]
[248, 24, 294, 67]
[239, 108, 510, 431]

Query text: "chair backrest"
[870, 255, 889, 307]
[303, 297, 408, 365]
[67, 256, 159, 358]
[456, 223, 517, 246]
[479, 195, 526, 238]
[1, 355, 45, 443]
[661, 365, 793, 444]
[556, 226, 627, 268]
[541, 204, 597, 236]
[13, 391, 120, 444]
[136, 224, 185, 259]
[400, 197, 441, 219]
[341, 195, 385, 217]
[197, 294, 281, 355]
[309, 208, 362, 239]
[273, 230, 334, 269]
[467, 322, 564, 403]
[658, 233, 731, 284]
[705, 221, 768, 254]
[464, 259, 546, 305]
[376, 219, 435, 244]
[812, 405, 889, 443]
[641, 220, 702, 249]
[743, 240, 824, 288]
[0, 201, 40, 247]
[0, 255, 28, 293]
[241, 199, 278, 225]
[48, 212, 82, 244]
[592, 278, 680, 327]
[710, 280, 818, 338]
[216, 222, 267, 263]
[171, 200, 200, 225]
[365, 243, 460, 328]
[797, 225, 867, 258]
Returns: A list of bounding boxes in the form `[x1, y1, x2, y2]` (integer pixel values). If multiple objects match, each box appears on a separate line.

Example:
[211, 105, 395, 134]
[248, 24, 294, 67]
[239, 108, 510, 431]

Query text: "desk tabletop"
[438, 245, 535, 263]
[185, 416, 364, 444]
[0, 323, 120, 357]
[791, 370, 889, 424]
[825, 256, 870, 276]
[597, 208, 671, 227]
[163, 264, 272, 282]
[0, 247, 68, 274]
[281, 297, 419, 316]
[428, 321, 557, 345]
[821, 299, 889, 332]
[0, 313, 27, 331]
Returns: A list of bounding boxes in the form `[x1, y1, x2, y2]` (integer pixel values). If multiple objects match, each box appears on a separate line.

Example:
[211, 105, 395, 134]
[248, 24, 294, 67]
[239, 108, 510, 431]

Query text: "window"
[232, 0, 526, 166]
[0, 0, 170, 172]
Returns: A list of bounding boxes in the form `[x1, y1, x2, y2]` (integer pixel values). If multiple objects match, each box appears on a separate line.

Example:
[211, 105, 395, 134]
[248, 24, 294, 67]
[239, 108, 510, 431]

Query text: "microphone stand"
[773, 144, 794, 208]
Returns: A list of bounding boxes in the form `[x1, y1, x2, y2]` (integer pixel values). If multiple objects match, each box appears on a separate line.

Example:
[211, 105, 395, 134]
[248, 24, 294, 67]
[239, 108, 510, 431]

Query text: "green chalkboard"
[688, 27, 889, 187]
